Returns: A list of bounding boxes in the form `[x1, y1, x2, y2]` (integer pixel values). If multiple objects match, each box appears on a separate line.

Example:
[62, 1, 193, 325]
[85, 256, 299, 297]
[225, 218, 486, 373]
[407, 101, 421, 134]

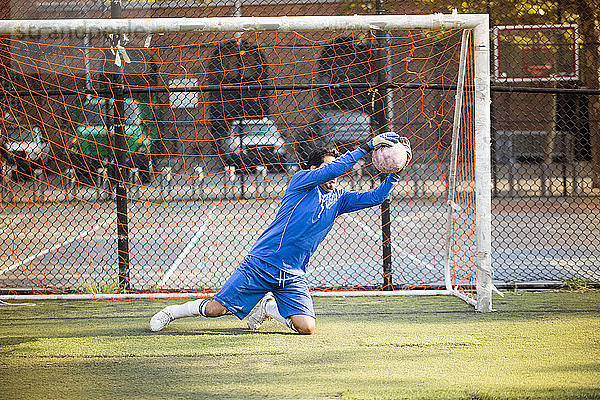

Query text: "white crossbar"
[0, 14, 488, 35]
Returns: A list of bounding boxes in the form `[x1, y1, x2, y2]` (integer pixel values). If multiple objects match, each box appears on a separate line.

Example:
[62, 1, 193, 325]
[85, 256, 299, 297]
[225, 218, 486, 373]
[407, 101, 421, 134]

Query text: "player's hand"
[369, 132, 399, 150]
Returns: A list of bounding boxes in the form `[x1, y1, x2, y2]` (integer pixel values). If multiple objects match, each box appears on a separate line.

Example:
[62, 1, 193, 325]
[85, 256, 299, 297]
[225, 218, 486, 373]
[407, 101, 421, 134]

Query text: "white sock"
[166, 299, 203, 319]
[265, 299, 297, 332]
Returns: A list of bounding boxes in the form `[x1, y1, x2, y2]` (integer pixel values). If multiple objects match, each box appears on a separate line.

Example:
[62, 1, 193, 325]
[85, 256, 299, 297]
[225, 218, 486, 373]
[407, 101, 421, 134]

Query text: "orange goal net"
[0, 15, 492, 309]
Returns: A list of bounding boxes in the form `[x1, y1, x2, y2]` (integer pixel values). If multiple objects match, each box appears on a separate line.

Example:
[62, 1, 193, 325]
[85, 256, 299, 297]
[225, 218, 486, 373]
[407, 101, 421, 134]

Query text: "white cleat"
[247, 294, 274, 330]
[150, 307, 174, 332]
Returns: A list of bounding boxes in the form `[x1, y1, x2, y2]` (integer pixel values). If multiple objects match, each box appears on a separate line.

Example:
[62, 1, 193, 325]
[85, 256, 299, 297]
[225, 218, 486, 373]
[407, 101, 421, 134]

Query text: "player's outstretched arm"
[290, 132, 400, 191]
[338, 173, 400, 214]
[290, 148, 367, 191]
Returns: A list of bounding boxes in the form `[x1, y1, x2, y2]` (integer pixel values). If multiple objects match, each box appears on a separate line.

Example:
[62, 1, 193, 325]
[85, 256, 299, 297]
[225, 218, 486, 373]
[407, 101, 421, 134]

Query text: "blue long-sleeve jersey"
[248, 147, 399, 276]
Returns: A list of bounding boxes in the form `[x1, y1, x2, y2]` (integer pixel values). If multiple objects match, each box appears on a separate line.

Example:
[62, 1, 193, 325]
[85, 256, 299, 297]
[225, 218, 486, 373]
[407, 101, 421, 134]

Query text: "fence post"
[129, 167, 139, 200]
[225, 166, 237, 200]
[254, 165, 267, 198]
[111, 0, 130, 291]
[373, 0, 393, 290]
[540, 163, 548, 197]
[66, 168, 76, 203]
[162, 166, 173, 202]
[1, 164, 14, 203]
[351, 160, 364, 191]
[195, 165, 204, 201]
[95, 167, 104, 202]
[0, 164, 5, 202]
[33, 168, 45, 203]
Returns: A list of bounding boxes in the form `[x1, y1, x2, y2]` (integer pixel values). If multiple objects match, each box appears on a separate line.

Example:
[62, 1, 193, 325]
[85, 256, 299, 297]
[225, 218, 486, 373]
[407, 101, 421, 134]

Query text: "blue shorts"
[213, 255, 314, 320]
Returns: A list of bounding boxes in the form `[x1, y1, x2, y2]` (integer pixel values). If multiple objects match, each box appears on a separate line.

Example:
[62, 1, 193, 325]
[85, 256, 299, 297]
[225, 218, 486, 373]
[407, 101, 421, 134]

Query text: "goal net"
[0, 15, 492, 310]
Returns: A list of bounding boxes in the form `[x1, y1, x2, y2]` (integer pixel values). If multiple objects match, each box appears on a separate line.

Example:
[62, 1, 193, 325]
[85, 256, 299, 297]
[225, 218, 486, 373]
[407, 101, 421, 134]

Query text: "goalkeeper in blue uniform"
[150, 132, 410, 334]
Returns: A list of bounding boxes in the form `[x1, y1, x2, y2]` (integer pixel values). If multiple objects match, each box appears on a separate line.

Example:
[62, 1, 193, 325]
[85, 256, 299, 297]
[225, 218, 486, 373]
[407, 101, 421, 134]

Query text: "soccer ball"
[372, 141, 410, 174]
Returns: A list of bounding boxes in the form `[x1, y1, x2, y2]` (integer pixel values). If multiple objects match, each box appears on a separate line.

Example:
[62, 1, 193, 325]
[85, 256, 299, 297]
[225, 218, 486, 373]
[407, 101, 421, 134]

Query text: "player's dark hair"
[302, 147, 341, 170]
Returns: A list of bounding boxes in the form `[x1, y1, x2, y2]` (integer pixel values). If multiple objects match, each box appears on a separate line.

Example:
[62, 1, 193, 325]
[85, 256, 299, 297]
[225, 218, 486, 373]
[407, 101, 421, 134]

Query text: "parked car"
[3, 122, 51, 178]
[295, 109, 373, 160]
[214, 118, 288, 171]
[67, 96, 159, 184]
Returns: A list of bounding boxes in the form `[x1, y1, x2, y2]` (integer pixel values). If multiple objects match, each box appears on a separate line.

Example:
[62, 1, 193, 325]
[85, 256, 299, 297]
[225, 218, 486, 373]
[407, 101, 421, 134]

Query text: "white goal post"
[0, 14, 492, 311]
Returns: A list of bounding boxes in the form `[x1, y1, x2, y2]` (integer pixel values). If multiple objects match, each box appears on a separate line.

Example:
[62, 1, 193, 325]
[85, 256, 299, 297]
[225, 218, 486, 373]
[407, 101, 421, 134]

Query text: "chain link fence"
[0, 0, 598, 294]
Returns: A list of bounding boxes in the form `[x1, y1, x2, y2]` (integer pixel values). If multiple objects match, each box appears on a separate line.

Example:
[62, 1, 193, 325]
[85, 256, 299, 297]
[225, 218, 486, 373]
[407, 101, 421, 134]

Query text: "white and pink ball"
[372, 142, 410, 174]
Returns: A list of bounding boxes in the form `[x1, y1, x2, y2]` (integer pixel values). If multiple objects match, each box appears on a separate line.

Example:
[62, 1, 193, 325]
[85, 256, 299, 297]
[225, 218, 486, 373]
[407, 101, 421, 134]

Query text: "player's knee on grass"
[204, 299, 229, 317]
[290, 315, 315, 335]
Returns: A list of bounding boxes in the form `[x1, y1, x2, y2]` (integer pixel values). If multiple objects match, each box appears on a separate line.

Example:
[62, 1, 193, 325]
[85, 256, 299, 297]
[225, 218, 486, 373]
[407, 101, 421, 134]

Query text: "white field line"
[537, 256, 600, 281]
[0, 290, 454, 301]
[158, 205, 216, 287]
[0, 298, 36, 306]
[0, 216, 116, 276]
[345, 215, 436, 271]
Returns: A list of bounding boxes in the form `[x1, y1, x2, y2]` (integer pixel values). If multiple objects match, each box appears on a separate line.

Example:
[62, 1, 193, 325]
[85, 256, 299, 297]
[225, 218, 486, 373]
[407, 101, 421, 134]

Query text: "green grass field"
[1, 291, 599, 400]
